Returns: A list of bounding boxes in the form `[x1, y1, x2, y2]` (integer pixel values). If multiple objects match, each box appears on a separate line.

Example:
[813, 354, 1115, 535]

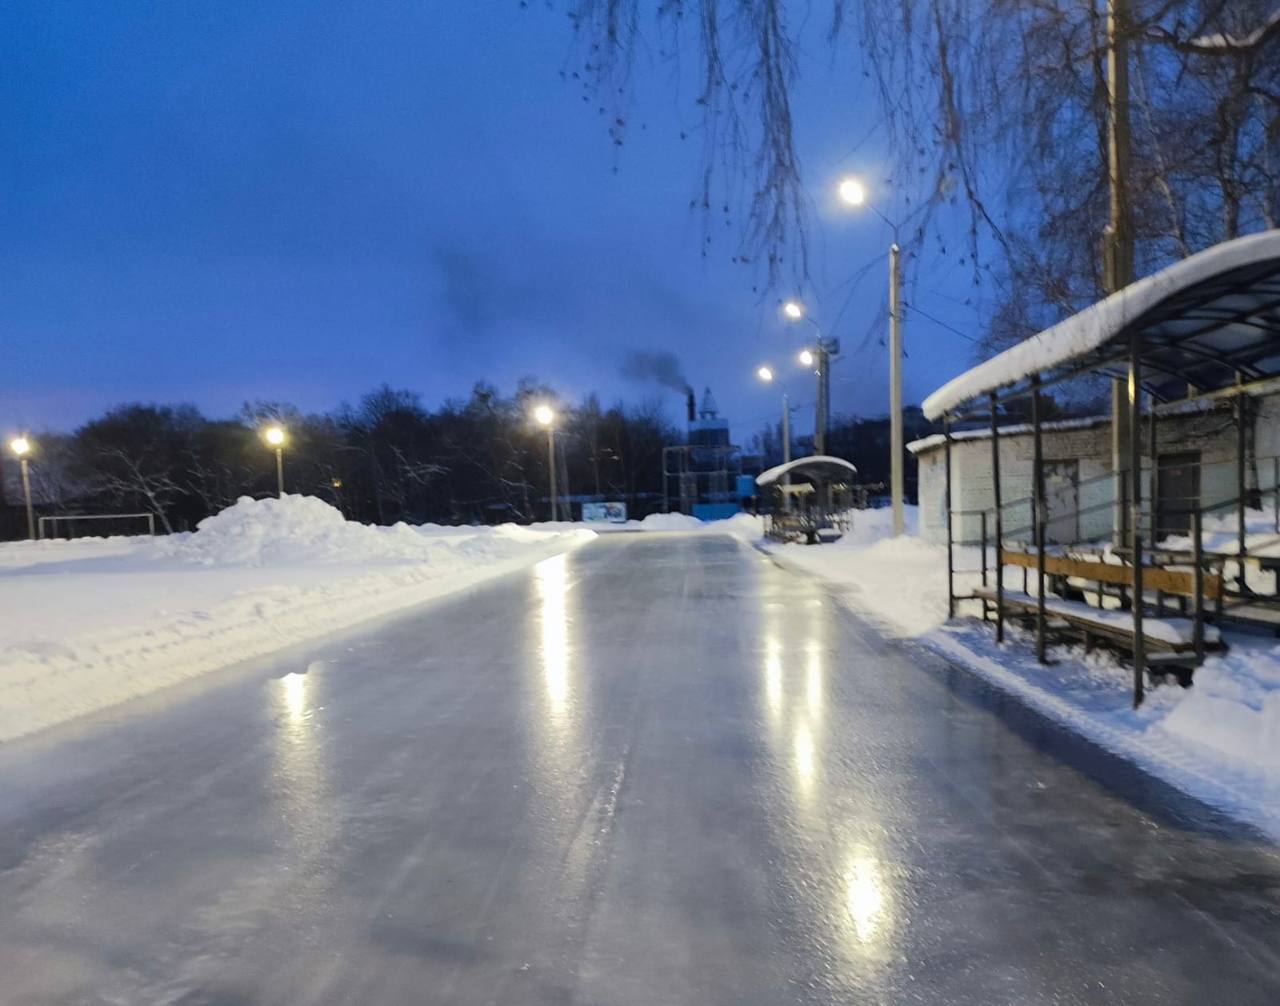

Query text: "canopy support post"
[1149, 405, 1158, 543]
[1236, 379, 1248, 588]
[1032, 376, 1047, 663]
[1129, 334, 1146, 708]
[945, 414, 955, 619]
[990, 392, 1004, 643]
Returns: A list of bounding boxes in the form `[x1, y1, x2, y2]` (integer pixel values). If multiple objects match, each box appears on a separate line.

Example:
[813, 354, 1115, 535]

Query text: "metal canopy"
[923, 231, 1280, 419]
[755, 455, 858, 487]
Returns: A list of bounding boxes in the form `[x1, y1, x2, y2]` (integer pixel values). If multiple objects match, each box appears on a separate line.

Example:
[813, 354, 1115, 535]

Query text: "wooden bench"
[999, 548, 1222, 601]
[972, 586, 1221, 663]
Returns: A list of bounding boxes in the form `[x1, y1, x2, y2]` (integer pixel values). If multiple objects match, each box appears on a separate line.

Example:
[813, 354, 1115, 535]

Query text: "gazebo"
[924, 230, 1280, 705]
[756, 455, 859, 543]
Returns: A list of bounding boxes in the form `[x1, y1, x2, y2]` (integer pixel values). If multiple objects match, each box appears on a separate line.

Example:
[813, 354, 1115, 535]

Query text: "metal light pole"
[263, 425, 287, 498]
[534, 404, 558, 521]
[757, 366, 794, 511]
[785, 304, 839, 456]
[837, 176, 905, 535]
[888, 241, 904, 536]
[9, 437, 35, 540]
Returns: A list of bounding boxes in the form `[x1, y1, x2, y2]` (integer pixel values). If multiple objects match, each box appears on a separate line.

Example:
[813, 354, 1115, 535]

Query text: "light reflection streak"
[534, 553, 572, 719]
[270, 668, 335, 907]
[844, 851, 888, 943]
[805, 647, 823, 718]
[793, 720, 814, 794]
[763, 635, 783, 723]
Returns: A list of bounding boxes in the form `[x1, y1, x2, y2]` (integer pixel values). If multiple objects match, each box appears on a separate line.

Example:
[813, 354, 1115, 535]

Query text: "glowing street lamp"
[782, 300, 804, 321]
[798, 349, 815, 368]
[9, 436, 35, 540]
[837, 174, 905, 535]
[533, 404, 560, 521]
[263, 425, 287, 498]
[837, 176, 867, 207]
[756, 365, 775, 383]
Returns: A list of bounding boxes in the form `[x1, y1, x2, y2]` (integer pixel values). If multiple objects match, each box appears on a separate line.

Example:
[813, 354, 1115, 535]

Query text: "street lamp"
[533, 404, 559, 522]
[9, 436, 35, 540]
[838, 174, 905, 536]
[263, 425, 287, 498]
[782, 301, 839, 455]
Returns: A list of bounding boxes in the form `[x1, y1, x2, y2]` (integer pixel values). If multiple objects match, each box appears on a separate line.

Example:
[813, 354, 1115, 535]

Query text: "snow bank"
[0, 496, 593, 743]
[758, 505, 1280, 837]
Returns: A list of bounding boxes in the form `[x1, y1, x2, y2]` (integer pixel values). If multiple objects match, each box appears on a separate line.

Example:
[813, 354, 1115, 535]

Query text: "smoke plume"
[620, 350, 692, 395]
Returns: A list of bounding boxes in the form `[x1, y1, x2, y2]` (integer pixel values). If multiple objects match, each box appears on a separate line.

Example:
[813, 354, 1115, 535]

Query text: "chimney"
[686, 388, 696, 423]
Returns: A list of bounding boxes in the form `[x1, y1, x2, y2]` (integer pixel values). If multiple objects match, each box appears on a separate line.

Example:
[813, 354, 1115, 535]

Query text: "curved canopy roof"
[756, 455, 858, 487]
[923, 230, 1280, 420]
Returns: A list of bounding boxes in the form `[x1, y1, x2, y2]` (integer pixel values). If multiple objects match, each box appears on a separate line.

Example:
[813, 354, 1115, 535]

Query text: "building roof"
[923, 230, 1280, 420]
[755, 455, 858, 487]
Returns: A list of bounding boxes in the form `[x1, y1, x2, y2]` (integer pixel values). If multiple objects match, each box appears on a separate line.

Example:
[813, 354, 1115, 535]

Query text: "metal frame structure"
[926, 234, 1280, 707]
[661, 444, 743, 515]
[38, 512, 158, 539]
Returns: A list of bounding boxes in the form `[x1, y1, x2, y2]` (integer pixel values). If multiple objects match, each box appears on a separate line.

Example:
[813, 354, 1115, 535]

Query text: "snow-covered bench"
[973, 585, 1222, 682]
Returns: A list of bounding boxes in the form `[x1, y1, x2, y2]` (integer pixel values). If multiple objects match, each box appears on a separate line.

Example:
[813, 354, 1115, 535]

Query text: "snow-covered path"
[0, 533, 1277, 1003]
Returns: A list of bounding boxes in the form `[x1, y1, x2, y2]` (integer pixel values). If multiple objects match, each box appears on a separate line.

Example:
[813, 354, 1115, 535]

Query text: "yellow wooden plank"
[998, 548, 1221, 600]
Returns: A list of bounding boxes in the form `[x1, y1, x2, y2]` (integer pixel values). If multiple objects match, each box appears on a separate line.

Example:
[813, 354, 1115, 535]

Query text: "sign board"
[582, 501, 628, 524]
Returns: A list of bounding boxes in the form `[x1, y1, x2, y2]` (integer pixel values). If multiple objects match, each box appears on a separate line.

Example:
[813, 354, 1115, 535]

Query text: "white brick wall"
[915, 399, 1269, 546]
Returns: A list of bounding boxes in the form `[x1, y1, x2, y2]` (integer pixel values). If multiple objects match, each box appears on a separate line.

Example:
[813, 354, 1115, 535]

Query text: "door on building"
[1156, 451, 1200, 541]
[1042, 460, 1080, 545]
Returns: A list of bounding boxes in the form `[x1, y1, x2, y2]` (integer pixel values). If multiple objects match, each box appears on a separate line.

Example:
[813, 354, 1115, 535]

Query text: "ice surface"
[760, 505, 1280, 837]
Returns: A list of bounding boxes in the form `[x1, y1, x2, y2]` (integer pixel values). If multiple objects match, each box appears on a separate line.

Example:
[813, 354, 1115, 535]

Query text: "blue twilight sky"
[1, 1, 985, 442]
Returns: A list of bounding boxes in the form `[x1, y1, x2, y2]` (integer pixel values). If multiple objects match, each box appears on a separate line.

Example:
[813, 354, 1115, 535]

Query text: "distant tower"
[688, 386, 730, 452]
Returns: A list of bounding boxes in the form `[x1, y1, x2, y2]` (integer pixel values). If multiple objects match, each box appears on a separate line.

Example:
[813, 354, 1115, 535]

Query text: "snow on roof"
[1190, 9, 1280, 51]
[755, 454, 858, 487]
[909, 394, 1238, 456]
[922, 230, 1280, 420]
[907, 416, 1109, 455]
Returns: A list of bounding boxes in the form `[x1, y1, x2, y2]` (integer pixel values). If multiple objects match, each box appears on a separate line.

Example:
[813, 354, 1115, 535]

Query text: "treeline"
[1, 381, 680, 537]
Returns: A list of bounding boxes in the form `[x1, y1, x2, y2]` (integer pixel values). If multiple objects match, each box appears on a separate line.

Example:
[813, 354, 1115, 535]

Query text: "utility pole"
[889, 242, 904, 536]
[547, 425, 558, 522]
[19, 455, 35, 540]
[781, 392, 792, 467]
[815, 347, 829, 455]
[1106, 0, 1135, 545]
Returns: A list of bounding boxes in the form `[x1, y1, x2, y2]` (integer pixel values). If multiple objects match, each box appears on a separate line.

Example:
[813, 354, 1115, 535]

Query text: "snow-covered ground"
[0, 495, 593, 742]
[754, 506, 1280, 839]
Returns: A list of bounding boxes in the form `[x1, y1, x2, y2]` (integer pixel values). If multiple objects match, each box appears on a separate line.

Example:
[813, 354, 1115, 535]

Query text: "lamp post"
[757, 365, 794, 512]
[263, 425, 287, 498]
[782, 301, 838, 455]
[534, 404, 558, 521]
[755, 366, 791, 468]
[837, 175, 905, 536]
[9, 436, 35, 540]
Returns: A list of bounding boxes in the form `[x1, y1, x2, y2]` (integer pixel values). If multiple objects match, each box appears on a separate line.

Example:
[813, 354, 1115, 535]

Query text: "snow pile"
[758, 504, 1280, 837]
[636, 512, 706, 531]
[158, 495, 448, 565]
[0, 496, 594, 743]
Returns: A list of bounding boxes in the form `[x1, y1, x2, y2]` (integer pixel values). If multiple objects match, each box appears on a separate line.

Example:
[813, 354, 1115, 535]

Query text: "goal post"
[37, 513, 158, 540]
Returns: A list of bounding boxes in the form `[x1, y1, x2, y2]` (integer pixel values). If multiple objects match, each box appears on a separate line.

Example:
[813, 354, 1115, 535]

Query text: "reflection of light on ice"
[535, 554, 571, 717]
[793, 721, 814, 792]
[805, 648, 823, 717]
[844, 853, 887, 943]
[280, 671, 308, 722]
[764, 636, 783, 721]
